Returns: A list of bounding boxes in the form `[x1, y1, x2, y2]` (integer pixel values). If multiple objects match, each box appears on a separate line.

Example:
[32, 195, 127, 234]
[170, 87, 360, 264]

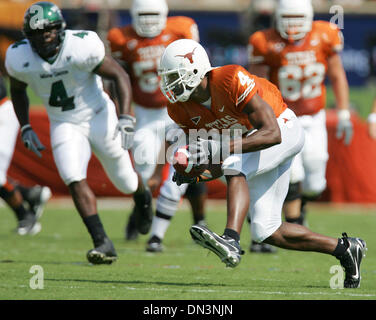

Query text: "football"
[173, 146, 207, 178]
[172, 146, 224, 180]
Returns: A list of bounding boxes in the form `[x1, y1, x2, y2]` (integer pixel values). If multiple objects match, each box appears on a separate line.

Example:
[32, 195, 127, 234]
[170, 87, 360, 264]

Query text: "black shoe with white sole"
[146, 235, 164, 253]
[87, 238, 117, 265]
[190, 224, 244, 268]
[16, 213, 41, 236]
[337, 232, 367, 288]
[25, 185, 52, 219]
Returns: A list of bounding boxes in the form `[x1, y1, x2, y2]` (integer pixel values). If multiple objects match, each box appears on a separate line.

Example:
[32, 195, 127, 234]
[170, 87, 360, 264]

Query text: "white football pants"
[222, 108, 305, 242]
[132, 104, 175, 184]
[289, 109, 328, 196]
[50, 102, 138, 194]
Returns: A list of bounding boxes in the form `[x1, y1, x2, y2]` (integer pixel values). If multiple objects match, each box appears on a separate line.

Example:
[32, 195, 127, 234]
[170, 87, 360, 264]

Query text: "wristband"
[367, 113, 376, 124]
[21, 124, 31, 133]
[337, 109, 351, 121]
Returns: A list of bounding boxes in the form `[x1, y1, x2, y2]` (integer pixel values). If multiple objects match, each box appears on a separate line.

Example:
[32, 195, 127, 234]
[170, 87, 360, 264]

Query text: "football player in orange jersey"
[107, 0, 208, 252]
[247, 0, 353, 252]
[158, 39, 366, 288]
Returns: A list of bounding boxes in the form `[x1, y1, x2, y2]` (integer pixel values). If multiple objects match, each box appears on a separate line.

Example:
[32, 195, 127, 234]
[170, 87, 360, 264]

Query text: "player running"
[6, 1, 152, 264]
[158, 38, 366, 288]
[107, 0, 208, 252]
[247, 0, 353, 252]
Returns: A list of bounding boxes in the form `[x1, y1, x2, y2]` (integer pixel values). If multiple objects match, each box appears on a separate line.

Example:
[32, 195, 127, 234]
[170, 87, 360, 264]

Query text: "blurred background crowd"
[1, 0, 375, 113]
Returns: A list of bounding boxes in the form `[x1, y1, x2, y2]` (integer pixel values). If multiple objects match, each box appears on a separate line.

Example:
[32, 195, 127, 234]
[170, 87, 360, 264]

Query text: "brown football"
[173, 146, 208, 178]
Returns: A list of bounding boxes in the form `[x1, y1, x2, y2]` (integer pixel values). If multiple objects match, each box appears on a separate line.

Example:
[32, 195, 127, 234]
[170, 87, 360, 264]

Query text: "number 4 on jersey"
[49, 80, 75, 111]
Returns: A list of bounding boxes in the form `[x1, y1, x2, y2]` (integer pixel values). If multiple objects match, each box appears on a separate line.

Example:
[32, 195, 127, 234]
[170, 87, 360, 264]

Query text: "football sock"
[0, 183, 15, 200]
[1, 185, 29, 221]
[134, 188, 152, 208]
[150, 211, 172, 240]
[13, 205, 29, 221]
[285, 216, 304, 225]
[223, 228, 240, 242]
[83, 214, 108, 247]
[15, 184, 31, 201]
[332, 237, 349, 257]
[193, 215, 205, 225]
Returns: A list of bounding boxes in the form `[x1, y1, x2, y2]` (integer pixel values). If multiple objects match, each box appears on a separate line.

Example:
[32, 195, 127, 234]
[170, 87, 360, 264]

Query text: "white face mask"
[275, 0, 313, 41]
[132, 12, 167, 38]
[131, 0, 168, 38]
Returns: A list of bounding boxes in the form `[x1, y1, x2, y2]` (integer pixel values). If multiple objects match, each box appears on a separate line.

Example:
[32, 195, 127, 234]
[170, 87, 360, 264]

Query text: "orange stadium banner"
[7, 108, 376, 203]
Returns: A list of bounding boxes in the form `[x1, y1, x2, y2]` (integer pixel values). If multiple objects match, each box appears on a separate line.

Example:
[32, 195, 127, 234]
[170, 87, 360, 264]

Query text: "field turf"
[0, 199, 375, 301]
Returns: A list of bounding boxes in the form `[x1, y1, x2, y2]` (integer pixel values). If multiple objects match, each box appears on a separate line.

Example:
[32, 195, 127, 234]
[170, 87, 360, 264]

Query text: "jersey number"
[49, 80, 75, 111]
[278, 63, 325, 101]
[133, 59, 160, 93]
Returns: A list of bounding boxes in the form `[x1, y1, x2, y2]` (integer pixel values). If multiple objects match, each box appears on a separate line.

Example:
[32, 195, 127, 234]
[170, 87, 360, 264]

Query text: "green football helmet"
[23, 1, 66, 60]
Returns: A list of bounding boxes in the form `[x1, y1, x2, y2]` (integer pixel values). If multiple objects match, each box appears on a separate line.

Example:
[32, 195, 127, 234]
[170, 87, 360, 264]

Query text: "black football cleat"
[337, 232, 367, 288]
[125, 207, 139, 241]
[250, 241, 277, 253]
[146, 235, 164, 253]
[87, 238, 117, 265]
[25, 185, 52, 219]
[134, 189, 153, 235]
[190, 224, 244, 268]
[16, 213, 41, 236]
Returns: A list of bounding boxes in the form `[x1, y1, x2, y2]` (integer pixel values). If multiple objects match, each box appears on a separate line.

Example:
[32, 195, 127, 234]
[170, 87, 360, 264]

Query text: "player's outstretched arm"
[9, 76, 45, 157]
[93, 55, 132, 116]
[9, 76, 30, 127]
[95, 55, 136, 150]
[230, 93, 281, 154]
[327, 53, 353, 145]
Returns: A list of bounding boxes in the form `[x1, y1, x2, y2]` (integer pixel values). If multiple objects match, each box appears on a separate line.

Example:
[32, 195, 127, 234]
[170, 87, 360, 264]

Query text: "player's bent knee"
[302, 179, 326, 197]
[113, 170, 138, 194]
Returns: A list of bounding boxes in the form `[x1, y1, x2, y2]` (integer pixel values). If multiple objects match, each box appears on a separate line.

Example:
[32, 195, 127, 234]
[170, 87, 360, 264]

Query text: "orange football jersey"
[248, 21, 343, 116]
[167, 65, 287, 135]
[107, 16, 199, 109]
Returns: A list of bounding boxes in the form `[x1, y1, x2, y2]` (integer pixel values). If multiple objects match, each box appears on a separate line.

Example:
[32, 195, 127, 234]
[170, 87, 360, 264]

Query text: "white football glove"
[113, 114, 136, 150]
[188, 138, 221, 165]
[336, 110, 353, 146]
[21, 124, 45, 158]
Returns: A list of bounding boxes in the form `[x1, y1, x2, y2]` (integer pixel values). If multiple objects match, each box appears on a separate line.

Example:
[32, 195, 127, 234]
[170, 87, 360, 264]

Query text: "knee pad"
[284, 182, 301, 202]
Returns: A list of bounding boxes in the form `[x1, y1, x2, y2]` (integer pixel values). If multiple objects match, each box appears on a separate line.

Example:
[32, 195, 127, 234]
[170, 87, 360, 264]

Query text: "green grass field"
[0, 199, 375, 301]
